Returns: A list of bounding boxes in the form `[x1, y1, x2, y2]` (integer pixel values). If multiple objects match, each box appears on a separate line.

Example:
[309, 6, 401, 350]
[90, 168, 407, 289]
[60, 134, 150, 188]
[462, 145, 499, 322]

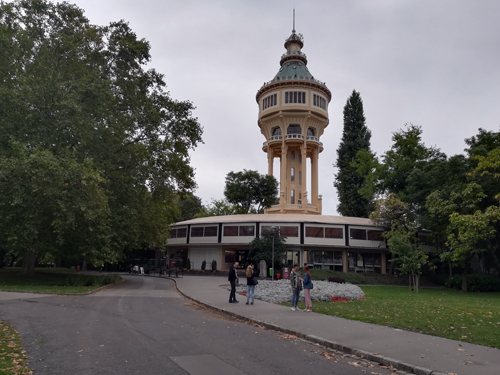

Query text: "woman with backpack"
[246, 264, 257, 305]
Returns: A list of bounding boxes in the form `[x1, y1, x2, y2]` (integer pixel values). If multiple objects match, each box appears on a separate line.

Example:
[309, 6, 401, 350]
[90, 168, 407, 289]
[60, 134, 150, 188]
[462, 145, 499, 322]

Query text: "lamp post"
[271, 225, 276, 281]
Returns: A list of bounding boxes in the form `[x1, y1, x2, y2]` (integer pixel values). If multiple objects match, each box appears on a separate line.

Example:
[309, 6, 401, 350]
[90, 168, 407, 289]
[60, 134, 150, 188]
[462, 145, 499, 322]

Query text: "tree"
[224, 170, 278, 214]
[334, 90, 374, 217]
[248, 227, 286, 274]
[427, 148, 500, 291]
[370, 194, 432, 292]
[173, 193, 203, 222]
[0, 1, 203, 275]
[196, 199, 239, 218]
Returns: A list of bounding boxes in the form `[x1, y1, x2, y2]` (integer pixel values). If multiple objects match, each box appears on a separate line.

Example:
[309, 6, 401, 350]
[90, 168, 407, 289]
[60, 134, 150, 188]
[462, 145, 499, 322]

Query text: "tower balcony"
[265, 203, 320, 215]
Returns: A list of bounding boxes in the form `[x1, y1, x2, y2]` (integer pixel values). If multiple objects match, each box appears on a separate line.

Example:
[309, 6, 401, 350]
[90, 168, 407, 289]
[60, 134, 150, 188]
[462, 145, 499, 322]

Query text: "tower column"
[311, 148, 319, 208]
[268, 148, 274, 176]
[301, 143, 307, 210]
[280, 143, 288, 207]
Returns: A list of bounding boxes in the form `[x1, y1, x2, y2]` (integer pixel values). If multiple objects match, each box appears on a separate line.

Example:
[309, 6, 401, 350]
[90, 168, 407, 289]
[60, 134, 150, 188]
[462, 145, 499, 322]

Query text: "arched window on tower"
[271, 127, 282, 139]
[287, 124, 301, 136]
[307, 127, 315, 137]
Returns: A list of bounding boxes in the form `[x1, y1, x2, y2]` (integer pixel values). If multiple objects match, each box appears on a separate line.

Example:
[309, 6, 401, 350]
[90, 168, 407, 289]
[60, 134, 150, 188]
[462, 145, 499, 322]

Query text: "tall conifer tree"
[334, 90, 373, 217]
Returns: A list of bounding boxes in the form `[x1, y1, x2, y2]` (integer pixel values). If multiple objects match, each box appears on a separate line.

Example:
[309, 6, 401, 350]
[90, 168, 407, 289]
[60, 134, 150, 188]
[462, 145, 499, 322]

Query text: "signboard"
[282, 267, 290, 279]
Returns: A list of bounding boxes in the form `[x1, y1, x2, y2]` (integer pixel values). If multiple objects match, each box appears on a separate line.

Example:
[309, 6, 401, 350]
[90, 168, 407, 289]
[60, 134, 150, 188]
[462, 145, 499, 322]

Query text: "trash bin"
[269, 268, 273, 277]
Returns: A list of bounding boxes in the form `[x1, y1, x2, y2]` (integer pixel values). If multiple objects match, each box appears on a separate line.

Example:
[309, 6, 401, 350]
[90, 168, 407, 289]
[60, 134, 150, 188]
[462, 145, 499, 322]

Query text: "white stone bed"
[232, 279, 365, 304]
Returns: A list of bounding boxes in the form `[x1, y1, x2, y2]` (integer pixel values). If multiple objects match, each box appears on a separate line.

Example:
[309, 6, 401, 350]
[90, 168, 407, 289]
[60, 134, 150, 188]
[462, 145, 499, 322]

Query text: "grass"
[298, 286, 500, 349]
[0, 319, 32, 375]
[308, 269, 408, 285]
[0, 268, 121, 294]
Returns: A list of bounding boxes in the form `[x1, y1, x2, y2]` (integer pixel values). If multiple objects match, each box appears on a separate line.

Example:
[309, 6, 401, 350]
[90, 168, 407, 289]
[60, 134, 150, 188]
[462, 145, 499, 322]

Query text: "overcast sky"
[48, 0, 500, 215]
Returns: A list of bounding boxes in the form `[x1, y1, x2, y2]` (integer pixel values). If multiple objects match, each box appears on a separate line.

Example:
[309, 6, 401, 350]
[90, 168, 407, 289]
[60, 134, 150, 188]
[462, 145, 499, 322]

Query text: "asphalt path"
[0, 276, 397, 375]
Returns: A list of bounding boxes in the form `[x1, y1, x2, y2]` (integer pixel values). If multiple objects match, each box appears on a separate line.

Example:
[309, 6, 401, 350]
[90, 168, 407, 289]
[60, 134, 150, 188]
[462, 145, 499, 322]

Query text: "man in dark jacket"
[228, 262, 239, 303]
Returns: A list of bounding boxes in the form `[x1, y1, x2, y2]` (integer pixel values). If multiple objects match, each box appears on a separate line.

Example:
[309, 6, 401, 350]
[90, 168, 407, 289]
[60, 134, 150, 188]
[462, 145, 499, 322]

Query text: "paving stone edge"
[169, 277, 445, 375]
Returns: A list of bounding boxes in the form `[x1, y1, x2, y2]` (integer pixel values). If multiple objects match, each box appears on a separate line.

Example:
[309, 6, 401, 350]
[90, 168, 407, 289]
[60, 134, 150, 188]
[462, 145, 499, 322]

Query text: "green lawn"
[299, 286, 500, 349]
[0, 269, 121, 294]
[0, 319, 31, 374]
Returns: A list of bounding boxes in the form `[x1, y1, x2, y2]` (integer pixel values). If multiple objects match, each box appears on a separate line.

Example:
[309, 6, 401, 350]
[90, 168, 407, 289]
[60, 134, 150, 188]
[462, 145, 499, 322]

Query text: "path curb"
[168, 277, 443, 375]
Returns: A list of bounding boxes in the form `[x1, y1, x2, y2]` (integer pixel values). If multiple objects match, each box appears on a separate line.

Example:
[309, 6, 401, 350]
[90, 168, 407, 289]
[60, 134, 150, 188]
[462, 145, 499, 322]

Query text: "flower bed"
[232, 279, 364, 304]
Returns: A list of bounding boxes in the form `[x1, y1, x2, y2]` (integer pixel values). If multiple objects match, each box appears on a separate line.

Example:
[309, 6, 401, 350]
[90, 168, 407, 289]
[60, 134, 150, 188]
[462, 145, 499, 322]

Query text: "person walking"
[228, 262, 239, 303]
[290, 263, 302, 311]
[245, 264, 257, 305]
[303, 265, 313, 311]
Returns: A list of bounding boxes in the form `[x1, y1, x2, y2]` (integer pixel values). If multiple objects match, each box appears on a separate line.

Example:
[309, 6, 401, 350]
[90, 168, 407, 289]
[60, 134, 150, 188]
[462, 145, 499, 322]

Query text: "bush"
[211, 260, 217, 271]
[65, 274, 120, 288]
[445, 274, 500, 292]
[186, 258, 191, 270]
[201, 260, 206, 271]
[328, 277, 346, 284]
[425, 273, 448, 286]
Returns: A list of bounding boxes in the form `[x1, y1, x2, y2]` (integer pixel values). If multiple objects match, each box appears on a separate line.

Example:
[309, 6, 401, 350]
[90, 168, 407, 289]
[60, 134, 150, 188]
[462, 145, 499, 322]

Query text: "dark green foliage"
[211, 260, 217, 271]
[248, 227, 286, 271]
[201, 260, 206, 271]
[334, 90, 374, 217]
[173, 193, 203, 222]
[445, 274, 500, 292]
[224, 170, 278, 214]
[186, 257, 191, 270]
[328, 277, 346, 284]
[0, 1, 203, 275]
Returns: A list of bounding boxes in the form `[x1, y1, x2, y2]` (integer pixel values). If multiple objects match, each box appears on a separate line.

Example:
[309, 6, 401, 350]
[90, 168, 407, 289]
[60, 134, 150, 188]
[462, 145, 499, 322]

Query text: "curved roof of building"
[274, 61, 313, 81]
[173, 214, 377, 227]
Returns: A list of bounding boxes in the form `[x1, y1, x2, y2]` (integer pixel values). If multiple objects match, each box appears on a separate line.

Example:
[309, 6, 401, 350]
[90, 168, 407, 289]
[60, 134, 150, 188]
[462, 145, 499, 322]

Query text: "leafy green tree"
[224, 170, 278, 214]
[196, 199, 239, 218]
[427, 148, 500, 291]
[248, 227, 286, 274]
[0, 1, 203, 275]
[370, 194, 432, 291]
[0, 146, 110, 276]
[172, 193, 203, 222]
[334, 90, 374, 217]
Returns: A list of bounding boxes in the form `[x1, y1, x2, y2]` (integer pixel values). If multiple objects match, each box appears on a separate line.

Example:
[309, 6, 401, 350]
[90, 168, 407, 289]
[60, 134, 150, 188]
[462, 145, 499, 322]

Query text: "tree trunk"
[462, 269, 468, 293]
[0, 248, 6, 269]
[20, 251, 36, 277]
[414, 274, 420, 294]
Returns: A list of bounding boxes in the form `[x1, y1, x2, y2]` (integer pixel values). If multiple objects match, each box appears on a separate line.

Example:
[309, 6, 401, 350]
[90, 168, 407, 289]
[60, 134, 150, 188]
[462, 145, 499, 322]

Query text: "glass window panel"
[364, 253, 374, 266]
[223, 226, 238, 236]
[287, 125, 301, 135]
[290, 189, 295, 204]
[279, 226, 298, 237]
[356, 253, 364, 267]
[285, 92, 289, 103]
[313, 251, 322, 263]
[313, 95, 317, 106]
[325, 227, 343, 239]
[306, 226, 324, 238]
[307, 250, 314, 264]
[225, 250, 236, 263]
[350, 228, 367, 240]
[294, 92, 297, 103]
[204, 226, 218, 237]
[307, 127, 315, 137]
[261, 225, 273, 234]
[274, 94, 277, 105]
[374, 253, 381, 266]
[302, 92, 305, 103]
[291, 167, 295, 182]
[239, 226, 255, 236]
[323, 251, 334, 263]
[368, 230, 384, 241]
[299, 171, 302, 185]
[272, 127, 282, 136]
[177, 228, 187, 238]
[191, 227, 204, 237]
[170, 229, 177, 238]
[291, 151, 295, 160]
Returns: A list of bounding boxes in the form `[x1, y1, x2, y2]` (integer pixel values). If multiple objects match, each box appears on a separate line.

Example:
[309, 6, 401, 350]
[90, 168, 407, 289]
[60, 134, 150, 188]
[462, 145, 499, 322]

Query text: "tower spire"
[292, 8, 295, 33]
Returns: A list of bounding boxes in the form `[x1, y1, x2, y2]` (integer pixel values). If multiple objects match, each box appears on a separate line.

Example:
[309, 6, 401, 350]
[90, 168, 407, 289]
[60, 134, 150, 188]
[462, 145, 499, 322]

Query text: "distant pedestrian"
[290, 263, 302, 311]
[228, 262, 239, 303]
[245, 264, 258, 305]
[303, 265, 313, 312]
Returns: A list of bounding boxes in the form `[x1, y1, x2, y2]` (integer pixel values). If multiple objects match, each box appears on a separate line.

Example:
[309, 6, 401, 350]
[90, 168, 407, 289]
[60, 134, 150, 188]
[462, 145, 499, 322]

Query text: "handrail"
[286, 134, 303, 140]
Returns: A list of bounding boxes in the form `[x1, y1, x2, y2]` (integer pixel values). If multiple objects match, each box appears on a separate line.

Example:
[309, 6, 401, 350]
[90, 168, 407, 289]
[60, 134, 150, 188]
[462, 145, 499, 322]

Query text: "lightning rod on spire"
[292, 8, 295, 33]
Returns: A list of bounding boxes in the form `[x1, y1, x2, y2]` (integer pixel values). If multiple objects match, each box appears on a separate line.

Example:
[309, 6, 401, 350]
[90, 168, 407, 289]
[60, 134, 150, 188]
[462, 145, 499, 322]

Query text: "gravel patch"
[232, 279, 365, 304]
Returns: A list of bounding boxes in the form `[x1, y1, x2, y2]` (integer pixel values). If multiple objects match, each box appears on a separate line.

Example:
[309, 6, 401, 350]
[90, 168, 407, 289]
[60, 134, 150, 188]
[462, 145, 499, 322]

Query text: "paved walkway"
[171, 275, 499, 375]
